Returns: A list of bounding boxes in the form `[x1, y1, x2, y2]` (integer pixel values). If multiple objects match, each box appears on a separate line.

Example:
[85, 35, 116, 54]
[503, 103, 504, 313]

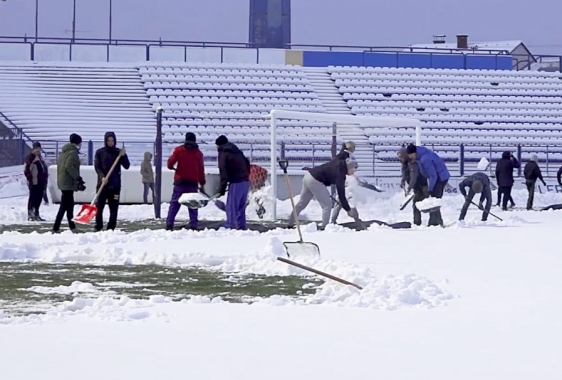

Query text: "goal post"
[264, 109, 422, 221]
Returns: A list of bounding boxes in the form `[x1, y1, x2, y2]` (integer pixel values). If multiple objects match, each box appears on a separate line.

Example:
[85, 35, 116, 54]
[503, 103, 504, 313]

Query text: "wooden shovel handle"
[90, 153, 123, 206]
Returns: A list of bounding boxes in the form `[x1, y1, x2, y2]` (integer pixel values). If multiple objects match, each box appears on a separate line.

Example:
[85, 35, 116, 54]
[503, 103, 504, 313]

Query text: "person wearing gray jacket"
[140, 151, 155, 204]
[458, 172, 492, 222]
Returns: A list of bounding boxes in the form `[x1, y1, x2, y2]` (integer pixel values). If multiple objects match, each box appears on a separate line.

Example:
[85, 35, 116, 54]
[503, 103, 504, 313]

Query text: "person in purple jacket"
[406, 144, 450, 227]
[214, 135, 251, 230]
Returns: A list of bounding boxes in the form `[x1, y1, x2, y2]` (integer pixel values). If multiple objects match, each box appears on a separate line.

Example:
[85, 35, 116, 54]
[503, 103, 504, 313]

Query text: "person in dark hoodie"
[166, 132, 205, 230]
[215, 135, 251, 230]
[289, 156, 359, 230]
[24, 142, 48, 221]
[94, 132, 130, 231]
[523, 154, 546, 210]
[404, 150, 429, 226]
[495, 151, 519, 211]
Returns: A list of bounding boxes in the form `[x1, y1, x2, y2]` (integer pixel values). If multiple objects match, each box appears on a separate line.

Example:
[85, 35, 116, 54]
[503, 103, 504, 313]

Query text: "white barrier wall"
[0, 43, 287, 64]
[43, 165, 562, 204]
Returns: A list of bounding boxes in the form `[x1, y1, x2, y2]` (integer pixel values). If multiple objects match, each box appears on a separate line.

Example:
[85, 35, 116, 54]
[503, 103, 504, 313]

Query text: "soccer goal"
[264, 109, 422, 221]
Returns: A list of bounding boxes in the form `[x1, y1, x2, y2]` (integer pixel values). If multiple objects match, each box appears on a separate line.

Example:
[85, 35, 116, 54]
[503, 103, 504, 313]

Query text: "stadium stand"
[328, 66, 562, 174]
[139, 63, 335, 166]
[2, 61, 562, 177]
[0, 62, 155, 164]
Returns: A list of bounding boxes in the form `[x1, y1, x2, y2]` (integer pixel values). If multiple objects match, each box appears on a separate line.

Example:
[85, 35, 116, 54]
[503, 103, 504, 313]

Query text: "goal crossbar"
[264, 109, 422, 221]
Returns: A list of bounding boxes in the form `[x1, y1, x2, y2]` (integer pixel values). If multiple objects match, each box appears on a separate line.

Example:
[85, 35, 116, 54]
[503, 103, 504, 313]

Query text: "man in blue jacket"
[406, 144, 450, 226]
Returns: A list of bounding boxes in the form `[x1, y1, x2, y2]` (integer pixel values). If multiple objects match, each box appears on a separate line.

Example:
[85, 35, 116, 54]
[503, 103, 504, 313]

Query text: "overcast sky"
[0, 0, 560, 55]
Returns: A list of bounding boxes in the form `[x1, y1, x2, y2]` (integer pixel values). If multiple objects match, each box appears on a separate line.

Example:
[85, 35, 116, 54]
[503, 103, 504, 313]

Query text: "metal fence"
[30, 139, 562, 178]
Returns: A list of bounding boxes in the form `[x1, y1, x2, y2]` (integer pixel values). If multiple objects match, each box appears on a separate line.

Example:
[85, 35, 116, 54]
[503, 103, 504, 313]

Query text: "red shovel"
[73, 153, 123, 225]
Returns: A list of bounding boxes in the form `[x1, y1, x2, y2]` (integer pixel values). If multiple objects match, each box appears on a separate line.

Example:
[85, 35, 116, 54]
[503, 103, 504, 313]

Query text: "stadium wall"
[0, 42, 512, 70]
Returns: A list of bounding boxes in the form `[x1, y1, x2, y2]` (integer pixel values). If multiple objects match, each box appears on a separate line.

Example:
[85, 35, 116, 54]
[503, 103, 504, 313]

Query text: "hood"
[104, 132, 117, 148]
[218, 142, 242, 154]
[184, 140, 199, 150]
[62, 143, 78, 154]
[502, 151, 511, 159]
[143, 152, 152, 160]
[477, 157, 490, 171]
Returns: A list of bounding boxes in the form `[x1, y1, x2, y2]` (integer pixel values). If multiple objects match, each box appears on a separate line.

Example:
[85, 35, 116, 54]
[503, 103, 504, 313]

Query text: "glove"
[119, 148, 126, 157]
[347, 208, 359, 219]
[76, 177, 86, 192]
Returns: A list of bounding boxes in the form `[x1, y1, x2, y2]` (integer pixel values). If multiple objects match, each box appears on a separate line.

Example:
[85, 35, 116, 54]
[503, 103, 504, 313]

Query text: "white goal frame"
[265, 109, 422, 221]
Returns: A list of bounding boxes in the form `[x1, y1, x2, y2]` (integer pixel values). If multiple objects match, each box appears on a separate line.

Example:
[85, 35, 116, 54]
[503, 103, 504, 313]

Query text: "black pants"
[460, 191, 491, 221]
[526, 181, 535, 210]
[53, 190, 76, 231]
[499, 186, 513, 210]
[95, 188, 120, 231]
[412, 186, 429, 226]
[428, 179, 447, 227]
[497, 187, 515, 207]
[27, 184, 45, 214]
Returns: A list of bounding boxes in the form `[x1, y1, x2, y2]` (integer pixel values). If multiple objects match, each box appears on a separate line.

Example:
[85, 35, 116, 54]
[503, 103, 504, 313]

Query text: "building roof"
[404, 40, 525, 54]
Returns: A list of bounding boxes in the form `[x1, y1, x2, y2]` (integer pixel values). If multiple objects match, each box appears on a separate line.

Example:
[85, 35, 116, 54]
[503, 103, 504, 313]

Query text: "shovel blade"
[73, 204, 98, 224]
[282, 241, 321, 259]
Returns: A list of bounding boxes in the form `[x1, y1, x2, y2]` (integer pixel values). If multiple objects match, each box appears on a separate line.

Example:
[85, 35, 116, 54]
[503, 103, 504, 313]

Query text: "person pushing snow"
[458, 157, 493, 222]
[330, 161, 360, 224]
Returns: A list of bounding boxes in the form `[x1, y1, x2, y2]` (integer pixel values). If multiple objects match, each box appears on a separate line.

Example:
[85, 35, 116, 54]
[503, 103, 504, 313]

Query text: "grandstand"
[1, 60, 562, 177]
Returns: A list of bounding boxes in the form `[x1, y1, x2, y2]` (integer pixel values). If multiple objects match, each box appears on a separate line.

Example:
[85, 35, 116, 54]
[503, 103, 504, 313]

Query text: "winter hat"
[531, 154, 539, 163]
[477, 157, 490, 171]
[69, 133, 82, 145]
[344, 141, 356, 153]
[185, 132, 196, 143]
[472, 180, 483, 193]
[397, 147, 408, 162]
[502, 151, 511, 159]
[406, 144, 417, 155]
[215, 135, 228, 146]
[346, 158, 358, 169]
[32, 142, 41, 149]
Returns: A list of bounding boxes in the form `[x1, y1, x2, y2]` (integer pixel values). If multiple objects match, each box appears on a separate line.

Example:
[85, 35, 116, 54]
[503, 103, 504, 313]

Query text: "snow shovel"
[329, 195, 367, 231]
[278, 159, 320, 259]
[73, 153, 123, 225]
[470, 200, 503, 221]
[399, 192, 415, 210]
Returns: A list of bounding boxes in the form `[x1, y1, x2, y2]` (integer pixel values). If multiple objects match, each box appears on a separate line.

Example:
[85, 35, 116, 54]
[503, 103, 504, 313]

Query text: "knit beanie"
[215, 135, 228, 146]
[406, 144, 417, 155]
[70, 133, 82, 145]
[185, 132, 196, 143]
[472, 180, 483, 193]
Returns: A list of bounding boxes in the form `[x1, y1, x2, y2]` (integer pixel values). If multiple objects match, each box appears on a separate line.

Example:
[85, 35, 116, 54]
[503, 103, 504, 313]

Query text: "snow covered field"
[1, 182, 562, 379]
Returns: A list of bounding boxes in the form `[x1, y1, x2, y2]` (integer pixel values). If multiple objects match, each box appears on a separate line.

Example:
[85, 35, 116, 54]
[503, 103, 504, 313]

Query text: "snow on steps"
[303, 67, 372, 174]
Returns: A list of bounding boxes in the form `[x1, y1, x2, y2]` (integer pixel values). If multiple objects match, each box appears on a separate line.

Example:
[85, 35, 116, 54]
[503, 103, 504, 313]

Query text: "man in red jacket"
[166, 132, 205, 230]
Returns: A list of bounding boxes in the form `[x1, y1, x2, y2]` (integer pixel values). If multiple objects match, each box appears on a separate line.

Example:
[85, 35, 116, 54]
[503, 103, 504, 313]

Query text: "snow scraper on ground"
[278, 159, 321, 260]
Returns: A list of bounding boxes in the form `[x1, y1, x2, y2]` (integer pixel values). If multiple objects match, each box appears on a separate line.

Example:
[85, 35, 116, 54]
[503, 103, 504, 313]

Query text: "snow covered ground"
[1, 182, 562, 379]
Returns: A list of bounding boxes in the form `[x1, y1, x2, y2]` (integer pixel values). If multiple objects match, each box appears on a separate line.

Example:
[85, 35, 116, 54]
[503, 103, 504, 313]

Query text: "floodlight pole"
[270, 110, 277, 221]
[154, 107, 163, 219]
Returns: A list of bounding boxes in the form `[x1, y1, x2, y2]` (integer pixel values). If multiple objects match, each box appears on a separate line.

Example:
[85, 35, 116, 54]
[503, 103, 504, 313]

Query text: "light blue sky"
[0, 0, 559, 55]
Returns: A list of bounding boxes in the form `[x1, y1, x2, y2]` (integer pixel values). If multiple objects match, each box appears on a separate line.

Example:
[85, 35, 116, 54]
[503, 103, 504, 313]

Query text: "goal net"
[259, 109, 422, 221]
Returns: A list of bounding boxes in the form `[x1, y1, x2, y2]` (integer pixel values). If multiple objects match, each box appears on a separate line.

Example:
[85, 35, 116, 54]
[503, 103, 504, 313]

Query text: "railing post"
[280, 141, 285, 159]
[154, 107, 163, 219]
[20, 139, 26, 164]
[88, 140, 94, 165]
[331, 122, 337, 159]
[459, 144, 465, 176]
[546, 146, 549, 176]
[517, 145, 522, 177]
[372, 145, 376, 176]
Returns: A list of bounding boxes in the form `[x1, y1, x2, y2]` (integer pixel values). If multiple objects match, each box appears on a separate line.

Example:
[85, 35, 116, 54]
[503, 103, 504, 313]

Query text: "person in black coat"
[94, 132, 130, 231]
[523, 155, 546, 210]
[215, 135, 251, 230]
[495, 151, 519, 211]
[24, 142, 49, 221]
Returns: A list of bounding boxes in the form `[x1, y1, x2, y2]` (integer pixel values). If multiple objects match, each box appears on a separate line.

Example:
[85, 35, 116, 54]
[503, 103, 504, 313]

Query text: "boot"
[35, 211, 46, 222]
[28, 209, 38, 221]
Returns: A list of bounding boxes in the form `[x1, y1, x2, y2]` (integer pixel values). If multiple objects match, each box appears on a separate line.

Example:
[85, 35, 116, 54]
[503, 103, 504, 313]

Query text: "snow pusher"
[278, 159, 320, 260]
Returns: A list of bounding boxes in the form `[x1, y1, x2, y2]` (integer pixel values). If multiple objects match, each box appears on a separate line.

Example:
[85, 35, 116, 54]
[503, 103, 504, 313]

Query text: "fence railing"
[27, 140, 562, 178]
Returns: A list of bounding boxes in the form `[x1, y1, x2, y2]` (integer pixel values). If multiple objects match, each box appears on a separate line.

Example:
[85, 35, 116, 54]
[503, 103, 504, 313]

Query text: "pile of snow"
[27, 281, 98, 295]
[415, 197, 444, 211]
